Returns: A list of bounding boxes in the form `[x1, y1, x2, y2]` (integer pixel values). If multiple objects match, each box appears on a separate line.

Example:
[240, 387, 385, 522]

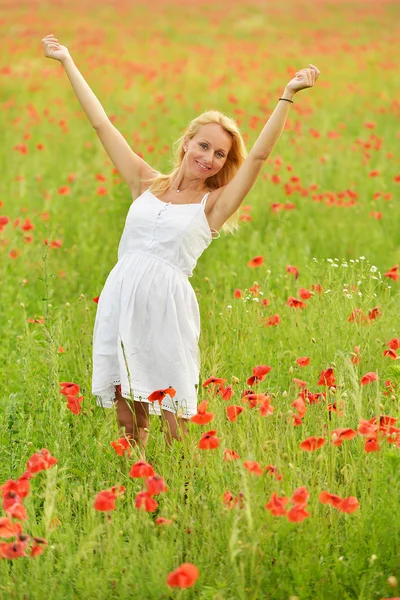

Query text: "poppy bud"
[387, 576, 398, 588]
[311, 338, 316, 344]
[282, 391, 287, 398]
[66, 302, 70, 307]
[20, 303, 25, 308]
[288, 366, 293, 375]
[329, 386, 336, 394]
[231, 376, 240, 384]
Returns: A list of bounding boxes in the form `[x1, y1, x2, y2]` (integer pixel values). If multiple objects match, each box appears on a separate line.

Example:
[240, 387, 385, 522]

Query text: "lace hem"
[93, 378, 197, 419]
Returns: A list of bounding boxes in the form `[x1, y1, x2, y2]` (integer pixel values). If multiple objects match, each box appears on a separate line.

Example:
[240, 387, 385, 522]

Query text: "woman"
[41, 34, 320, 454]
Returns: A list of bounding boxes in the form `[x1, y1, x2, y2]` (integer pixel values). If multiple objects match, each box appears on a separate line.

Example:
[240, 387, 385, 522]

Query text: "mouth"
[196, 160, 211, 172]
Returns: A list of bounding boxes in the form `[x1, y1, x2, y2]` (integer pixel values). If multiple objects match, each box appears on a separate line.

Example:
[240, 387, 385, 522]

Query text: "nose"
[202, 152, 213, 167]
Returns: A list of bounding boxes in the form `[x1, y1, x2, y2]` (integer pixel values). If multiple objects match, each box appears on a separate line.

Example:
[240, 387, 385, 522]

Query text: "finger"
[309, 64, 320, 75]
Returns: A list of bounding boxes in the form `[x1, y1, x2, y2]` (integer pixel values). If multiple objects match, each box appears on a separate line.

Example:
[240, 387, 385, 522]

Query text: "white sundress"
[91, 188, 220, 419]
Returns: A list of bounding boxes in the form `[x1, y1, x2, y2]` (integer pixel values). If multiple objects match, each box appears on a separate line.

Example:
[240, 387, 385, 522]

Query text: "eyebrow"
[200, 139, 228, 153]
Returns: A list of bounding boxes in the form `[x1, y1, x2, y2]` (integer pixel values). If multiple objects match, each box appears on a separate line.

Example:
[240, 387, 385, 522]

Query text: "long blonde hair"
[143, 110, 248, 234]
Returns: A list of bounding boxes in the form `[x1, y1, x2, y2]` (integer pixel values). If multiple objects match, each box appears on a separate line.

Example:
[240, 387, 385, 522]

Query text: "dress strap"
[201, 192, 211, 207]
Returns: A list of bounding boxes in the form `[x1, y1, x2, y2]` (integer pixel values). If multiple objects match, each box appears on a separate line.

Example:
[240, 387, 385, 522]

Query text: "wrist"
[60, 54, 73, 67]
[281, 87, 295, 101]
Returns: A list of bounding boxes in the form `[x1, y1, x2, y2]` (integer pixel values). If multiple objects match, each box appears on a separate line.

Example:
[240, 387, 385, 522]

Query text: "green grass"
[0, 0, 399, 598]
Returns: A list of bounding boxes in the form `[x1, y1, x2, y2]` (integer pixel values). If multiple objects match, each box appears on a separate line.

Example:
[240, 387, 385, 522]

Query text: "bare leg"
[114, 387, 150, 456]
[161, 409, 188, 447]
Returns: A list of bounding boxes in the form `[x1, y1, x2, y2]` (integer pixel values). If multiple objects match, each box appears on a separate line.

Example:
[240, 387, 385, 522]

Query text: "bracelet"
[279, 97, 294, 103]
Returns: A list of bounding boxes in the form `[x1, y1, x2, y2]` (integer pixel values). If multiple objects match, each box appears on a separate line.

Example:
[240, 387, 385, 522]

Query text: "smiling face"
[184, 123, 233, 180]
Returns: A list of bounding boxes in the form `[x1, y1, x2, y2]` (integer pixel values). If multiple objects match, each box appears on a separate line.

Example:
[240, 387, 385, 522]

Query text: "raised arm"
[41, 34, 155, 195]
[209, 64, 320, 230]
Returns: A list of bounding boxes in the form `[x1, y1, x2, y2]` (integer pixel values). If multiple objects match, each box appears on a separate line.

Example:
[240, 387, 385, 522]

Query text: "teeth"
[197, 161, 209, 170]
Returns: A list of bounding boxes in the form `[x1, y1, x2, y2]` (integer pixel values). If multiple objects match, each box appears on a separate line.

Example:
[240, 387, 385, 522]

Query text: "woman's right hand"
[41, 34, 70, 64]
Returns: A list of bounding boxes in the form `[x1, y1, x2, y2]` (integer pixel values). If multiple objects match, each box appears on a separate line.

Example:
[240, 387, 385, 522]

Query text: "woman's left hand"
[286, 64, 320, 94]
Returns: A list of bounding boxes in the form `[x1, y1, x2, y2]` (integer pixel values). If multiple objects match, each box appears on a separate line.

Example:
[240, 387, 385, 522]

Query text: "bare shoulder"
[130, 166, 162, 202]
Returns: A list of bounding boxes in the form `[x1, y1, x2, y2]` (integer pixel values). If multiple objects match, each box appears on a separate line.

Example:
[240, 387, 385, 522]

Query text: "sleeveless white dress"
[91, 188, 219, 419]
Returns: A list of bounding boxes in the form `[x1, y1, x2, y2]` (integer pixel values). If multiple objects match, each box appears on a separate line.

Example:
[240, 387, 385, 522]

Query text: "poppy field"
[1, 0, 400, 598]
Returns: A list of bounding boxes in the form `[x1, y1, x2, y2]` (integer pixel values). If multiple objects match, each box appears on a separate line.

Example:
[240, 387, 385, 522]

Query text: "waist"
[120, 251, 189, 278]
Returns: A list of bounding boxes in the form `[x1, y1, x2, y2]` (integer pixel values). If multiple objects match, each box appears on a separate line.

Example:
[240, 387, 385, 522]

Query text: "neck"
[175, 169, 206, 193]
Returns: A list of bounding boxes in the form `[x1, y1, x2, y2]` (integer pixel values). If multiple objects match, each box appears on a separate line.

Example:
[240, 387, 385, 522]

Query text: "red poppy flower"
[0, 517, 22, 538]
[312, 283, 323, 294]
[368, 307, 381, 321]
[286, 296, 306, 309]
[226, 405, 244, 422]
[21, 218, 34, 231]
[59, 382, 80, 396]
[220, 385, 234, 401]
[1, 475, 31, 500]
[27, 449, 58, 474]
[259, 396, 274, 416]
[383, 349, 398, 359]
[286, 265, 299, 279]
[233, 289, 243, 298]
[94, 490, 117, 512]
[296, 357, 310, 367]
[299, 436, 325, 452]
[265, 465, 282, 480]
[135, 491, 158, 512]
[287, 504, 310, 523]
[66, 394, 83, 415]
[110, 437, 132, 456]
[360, 372, 378, 386]
[166, 563, 199, 589]
[365, 438, 380, 452]
[292, 397, 306, 419]
[129, 461, 155, 478]
[198, 430, 220, 450]
[243, 461, 263, 476]
[30, 539, 48, 557]
[247, 256, 264, 268]
[292, 486, 310, 505]
[318, 368, 336, 387]
[242, 392, 263, 408]
[299, 288, 313, 300]
[358, 418, 378, 437]
[223, 449, 240, 461]
[337, 496, 359, 514]
[0, 541, 28, 559]
[265, 492, 289, 516]
[190, 400, 214, 425]
[384, 265, 399, 280]
[386, 338, 400, 350]
[93, 296, 100, 303]
[264, 313, 280, 327]
[145, 475, 168, 495]
[155, 517, 173, 525]
[202, 377, 227, 387]
[292, 414, 303, 426]
[222, 490, 241, 509]
[246, 364, 271, 386]
[319, 490, 343, 508]
[148, 387, 176, 404]
[330, 428, 357, 446]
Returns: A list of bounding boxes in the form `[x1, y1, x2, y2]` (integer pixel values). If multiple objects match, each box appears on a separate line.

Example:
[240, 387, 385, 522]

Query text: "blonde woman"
[42, 34, 320, 454]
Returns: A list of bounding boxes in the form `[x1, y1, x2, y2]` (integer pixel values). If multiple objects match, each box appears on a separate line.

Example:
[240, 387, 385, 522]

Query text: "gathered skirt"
[91, 251, 202, 419]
